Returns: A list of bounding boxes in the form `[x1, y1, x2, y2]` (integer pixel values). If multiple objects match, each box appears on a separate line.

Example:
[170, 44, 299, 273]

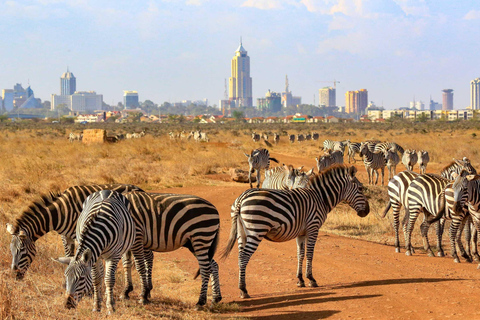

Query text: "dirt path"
[153, 183, 480, 320]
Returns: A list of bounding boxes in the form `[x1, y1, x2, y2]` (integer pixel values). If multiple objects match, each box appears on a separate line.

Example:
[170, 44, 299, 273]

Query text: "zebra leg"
[405, 206, 421, 256]
[296, 236, 306, 287]
[391, 202, 402, 252]
[238, 235, 263, 299]
[91, 260, 104, 312]
[120, 250, 134, 299]
[420, 215, 434, 257]
[194, 254, 212, 309]
[210, 259, 222, 303]
[256, 169, 261, 188]
[130, 245, 150, 305]
[248, 166, 253, 189]
[381, 167, 385, 186]
[305, 230, 320, 287]
[144, 249, 154, 296]
[435, 219, 445, 257]
[471, 222, 479, 262]
[374, 169, 379, 185]
[105, 257, 121, 314]
[61, 236, 75, 257]
[456, 216, 472, 262]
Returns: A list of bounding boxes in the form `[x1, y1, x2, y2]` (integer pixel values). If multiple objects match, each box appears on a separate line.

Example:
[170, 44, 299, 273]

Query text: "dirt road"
[154, 183, 480, 320]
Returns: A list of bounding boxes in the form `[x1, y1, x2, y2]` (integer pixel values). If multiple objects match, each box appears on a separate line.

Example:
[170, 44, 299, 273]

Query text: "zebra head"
[451, 170, 470, 215]
[292, 168, 315, 189]
[6, 223, 36, 280]
[342, 166, 370, 217]
[55, 249, 94, 309]
[359, 142, 368, 155]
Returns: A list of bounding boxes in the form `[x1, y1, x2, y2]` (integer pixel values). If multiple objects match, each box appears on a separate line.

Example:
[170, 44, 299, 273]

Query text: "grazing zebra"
[402, 150, 418, 171]
[132, 130, 146, 138]
[55, 190, 135, 313]
[345, 141, 361, 164]
[305, 133, 312, 141]
[312, 132, 319, 141]
[6, 184, 143, 280]
[221, 165, 369, 298]
[315, 151, 344, 172]
[384, 148, 400, 180]
[122, 191, 222, 308]
[360, 142, 386, 185]
[297, 134, 305, 143]
[68, 133, 83, 142]
[251, 132, 260, 142]
[262, 165, 314, 190]
[417, 150, 430, 174]
[273, 133, 280, 144]
[289, 134, 295, 143]
[323, 139, 345, 152]
[244, 148, 279, 188]
[168, 132, 178, 140]
[441, 158, 477, 180]
[262, 133, 269, 140]
[373, 142, 405, 155]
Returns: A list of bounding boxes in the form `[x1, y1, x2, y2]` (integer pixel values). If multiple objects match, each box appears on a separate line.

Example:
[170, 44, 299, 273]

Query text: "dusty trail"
[152, 183, 480, 320]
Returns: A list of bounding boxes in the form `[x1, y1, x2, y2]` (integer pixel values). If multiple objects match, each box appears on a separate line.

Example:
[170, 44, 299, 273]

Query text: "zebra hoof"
[308, 281, 318, 288]
[395, 247, 401, 253]
[240, 291, 250, 299]
[454, 258, 460, 263]
[297, 281, 305, 288]
[405, 250, 412, 256]
[139, 298, 150, 305]
[474, 255, 480, 263]
[213, 296, 223, 304]
[427, 251, 435, 257]
[437, 251, 445, 257]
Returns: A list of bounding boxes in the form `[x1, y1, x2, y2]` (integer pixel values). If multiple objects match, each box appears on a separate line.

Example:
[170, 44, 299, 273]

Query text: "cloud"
[464, 10, 480, 20]
[392, 0, 429, 16]
[186, 0, 208, 5]
[242, 0, 284, 10]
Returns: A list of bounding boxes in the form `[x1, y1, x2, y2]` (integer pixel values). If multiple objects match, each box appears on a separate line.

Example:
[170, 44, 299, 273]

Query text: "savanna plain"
[2, 121, 480, 320]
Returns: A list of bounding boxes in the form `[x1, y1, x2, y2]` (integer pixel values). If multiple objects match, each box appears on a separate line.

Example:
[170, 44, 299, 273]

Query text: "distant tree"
[0, 115, 8, 122]
[42, 101, 51, 109]
[416, 113, 429, 122]
[232, 110, 245, 121]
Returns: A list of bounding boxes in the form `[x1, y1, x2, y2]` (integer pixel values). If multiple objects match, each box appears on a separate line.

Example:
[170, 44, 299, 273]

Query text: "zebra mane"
[441, 161, 458, 173]
[14, 191, 63, 231]
[310, 164, 351, 184]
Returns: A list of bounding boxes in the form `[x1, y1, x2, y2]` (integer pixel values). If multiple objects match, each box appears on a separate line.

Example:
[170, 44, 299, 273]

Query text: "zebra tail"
[427, 192, 446, 224]
[269, 157, 279, 163]
[381, 201, 391, 218]
[193, 227, 220, 280]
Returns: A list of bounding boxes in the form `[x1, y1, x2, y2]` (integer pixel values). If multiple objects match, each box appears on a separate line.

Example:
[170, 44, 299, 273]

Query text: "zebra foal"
[55, 190, 136, 314]
[221, 165, 369, 298]
[244, 148, 279, 188]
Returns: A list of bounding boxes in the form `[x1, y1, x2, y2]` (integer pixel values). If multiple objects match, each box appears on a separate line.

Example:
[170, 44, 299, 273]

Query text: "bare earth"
[153, 153, 480, 320]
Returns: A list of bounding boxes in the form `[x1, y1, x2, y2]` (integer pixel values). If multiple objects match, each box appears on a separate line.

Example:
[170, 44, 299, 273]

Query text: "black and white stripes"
[244, 148, 279, 188]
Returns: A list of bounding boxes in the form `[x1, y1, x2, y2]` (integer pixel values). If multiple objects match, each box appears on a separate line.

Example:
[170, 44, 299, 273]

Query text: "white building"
[51, 91, 103, 112]
[471, 78, 480, 110]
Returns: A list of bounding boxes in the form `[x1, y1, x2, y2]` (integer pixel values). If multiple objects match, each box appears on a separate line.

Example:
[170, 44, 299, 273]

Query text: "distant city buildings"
[429, 98, 442, 111]
[409, 100, 425, 110]
[51, 68, 103, 112]
[442, 89, 454, 110]
[123, 91, 139, 109]
[281, 75, 301, 108]
[229, 41, 253, 108]
[1, 83, 41, 111]
[257, 90, 282, 112]
[319, 87, 336, 107]
[345, 89, 368, 114]
[471, 78, 480, 110]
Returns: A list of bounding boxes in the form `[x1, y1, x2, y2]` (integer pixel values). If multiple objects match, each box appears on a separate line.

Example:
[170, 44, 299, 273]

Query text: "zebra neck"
[311, 177, 346, 212]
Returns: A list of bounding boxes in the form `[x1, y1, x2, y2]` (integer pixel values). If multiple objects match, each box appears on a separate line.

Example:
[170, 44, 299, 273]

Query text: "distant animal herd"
[7, 130, 480, 314]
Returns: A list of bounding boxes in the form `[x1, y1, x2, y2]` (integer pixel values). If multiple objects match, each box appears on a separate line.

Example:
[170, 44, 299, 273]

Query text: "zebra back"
[360, 142, 386, 169]
[441, 158, 477, 180]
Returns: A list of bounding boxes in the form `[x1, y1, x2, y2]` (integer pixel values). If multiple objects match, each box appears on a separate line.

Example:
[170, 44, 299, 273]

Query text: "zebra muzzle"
[65, 294, 78, 309]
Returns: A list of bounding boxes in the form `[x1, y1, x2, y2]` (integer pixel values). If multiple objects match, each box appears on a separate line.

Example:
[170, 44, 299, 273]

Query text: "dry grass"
[2, 123, 480, 318]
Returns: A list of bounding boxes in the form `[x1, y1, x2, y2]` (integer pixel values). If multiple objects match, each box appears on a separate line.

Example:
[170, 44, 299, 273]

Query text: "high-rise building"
[281, 75, 301, 108]
[442, 89, 454, 110]
[2, 89, 14, 111]
[319, 87, 336, 107]
[429, 98, 442, 111]
[257, 90, 282, 112]
[123, 91, 139, 109]
[61, 68, 76, 95]
[229, 40, 253, 107]
[471, 78, 480, 110]
[51, 91, 103, 112]
[345, 89, 368, 114]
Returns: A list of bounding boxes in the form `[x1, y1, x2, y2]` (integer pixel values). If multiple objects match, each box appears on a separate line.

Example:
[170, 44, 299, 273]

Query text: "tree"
[416, 113, 429, 122]
[232, 110, 245, 121]
[0, 115, 9, 122]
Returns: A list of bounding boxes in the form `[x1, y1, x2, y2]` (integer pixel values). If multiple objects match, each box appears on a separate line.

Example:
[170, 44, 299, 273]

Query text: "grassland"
[1, 120, 480, 319]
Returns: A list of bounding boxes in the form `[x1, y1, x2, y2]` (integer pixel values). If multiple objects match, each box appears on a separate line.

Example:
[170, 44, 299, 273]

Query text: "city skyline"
[1, 1, 480, 109]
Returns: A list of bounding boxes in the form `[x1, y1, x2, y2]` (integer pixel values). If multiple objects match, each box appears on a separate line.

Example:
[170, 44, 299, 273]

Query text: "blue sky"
[1, 0, 479, 109]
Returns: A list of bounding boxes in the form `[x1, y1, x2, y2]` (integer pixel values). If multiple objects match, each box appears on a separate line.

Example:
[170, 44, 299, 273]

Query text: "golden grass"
[2, 124, 480, 318]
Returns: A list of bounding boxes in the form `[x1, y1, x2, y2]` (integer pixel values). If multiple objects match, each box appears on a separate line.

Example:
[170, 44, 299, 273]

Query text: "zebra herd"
[169, 130, 209, 142]
[68, 130, 146, 143]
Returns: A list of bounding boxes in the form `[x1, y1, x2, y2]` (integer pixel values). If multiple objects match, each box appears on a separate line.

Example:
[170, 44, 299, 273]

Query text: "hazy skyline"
[1, 0, 480, 109]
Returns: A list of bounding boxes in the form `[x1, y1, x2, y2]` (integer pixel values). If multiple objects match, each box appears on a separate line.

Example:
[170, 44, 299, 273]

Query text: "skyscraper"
[442, 89, 454, 110]
[61, 68, 76, 95]
[229, 40, 253, 108]
[345, 89, 368, 114]
[319, 87, 336, 107]
[123, 91, 139, 109]
[471, 78, 480, 110]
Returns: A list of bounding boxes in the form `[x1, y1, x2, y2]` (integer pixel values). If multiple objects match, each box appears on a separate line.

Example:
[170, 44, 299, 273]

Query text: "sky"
[1, 0, 480, 109]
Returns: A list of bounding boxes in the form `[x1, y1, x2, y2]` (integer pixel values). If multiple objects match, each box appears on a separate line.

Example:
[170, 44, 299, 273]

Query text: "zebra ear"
[349, 166, 357, 177]
[6, 223, 16, 235]
[81, 249, 92, 264]
[52, 257, 73, 265]
[244, 153, 249, 158]
[306, 168, 314, 176]
[467, 175, 480, 181]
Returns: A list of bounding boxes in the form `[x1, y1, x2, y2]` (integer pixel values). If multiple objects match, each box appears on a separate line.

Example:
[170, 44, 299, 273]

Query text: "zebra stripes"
[262, 165, 314, 190]
[402, 150, 418, 171]
[273, 133, 280, 144]
[68, 133, 82, 142]
[323, 139, 345, 152]
[55, 190, 135, 313]
[221, 165, 369, 298]
[373, 142, 405, 155]
[315, 150, 344, 172]
[360, 142, 386, 185]
[345, 141, 361, 163]
[251, 132, 260, 142]
[384, 148, 400, 180]
[297, 134, 305, 143]
[244, 148, 279, 188]
[441, 158, 476, 180]
[123, 191, 222, 308]
[417, 150, 430, 174]
[6, 184, 142, 280]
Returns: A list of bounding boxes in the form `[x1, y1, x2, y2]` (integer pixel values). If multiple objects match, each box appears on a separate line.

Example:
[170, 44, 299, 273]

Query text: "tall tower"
[442, 89, 454, 110]
[229, 40, 253, 107]
[471, 78, 480, 110]
[319, 87, 336, 107]
[60, 68, 76, 95]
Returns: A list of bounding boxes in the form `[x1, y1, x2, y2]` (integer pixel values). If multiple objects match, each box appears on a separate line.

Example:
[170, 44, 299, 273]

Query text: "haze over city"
[1, 0, 480, 109]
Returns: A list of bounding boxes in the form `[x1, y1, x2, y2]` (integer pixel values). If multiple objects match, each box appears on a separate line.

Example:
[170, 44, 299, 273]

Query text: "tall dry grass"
[1, 123, 480, 318]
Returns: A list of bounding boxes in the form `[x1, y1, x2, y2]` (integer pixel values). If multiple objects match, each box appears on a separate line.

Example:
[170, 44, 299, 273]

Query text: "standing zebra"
[273, 133, 280, 144]
[373, 142, 405, 155]
[221, 165, 369, 298]
[6, 184, 142, 280]
[345, 140, 361, 164]
[417, 150, 430, 174]
[315, 150, 344, 172]
[122, 191, 222, 308]
[289, 134, 295, 144]
[360, 142, 386, 185]
[384, 148, 400, 180]
[262, 165, 314, 190]
[312, 132, 319, 141]
[297, 134, 305, 143]
[251, 132, 260, 142]
[323, 139, 345, 153]
[68, 133, 83, 142]
[244, 148, 279, 188]
[305, 133, 312, 141]
[402, 150, 418, 171]
[55, 190, 135, 313]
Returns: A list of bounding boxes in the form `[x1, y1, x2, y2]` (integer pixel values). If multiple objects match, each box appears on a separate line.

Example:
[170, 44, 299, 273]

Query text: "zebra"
[289, 134, 295, 143]
[251, 132, 260, 142]
[262, 133, 269, 140]
[312, 132, 319, 141]
[305, 133, 312, 141]
[384, 148, 400, 180]
[273, 133, 280, 144]
[373, 142, 405, 155]
[441, 158, 476, 180]
[68, 133, 83, 143]
[323, 139, 345, 153]
[297, 134, 305, 143]
[417, 150, 430, 174]
[132, 130, 146, 138]
[244, 148, 279, 188]
[6, 184, 143, 281]
[315, 150, 344, 172]
[262, 165, 314, 190]
[402, 149, 418, 171]
[168, 132, 178, 140]
[345, 140, 361, 164]
[194, 131, 209, 142]
[221, 165, 369, 298]
[359, 142, 386, 185]
[54, 190, 135, 313]
[121, 191, 222, 308]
